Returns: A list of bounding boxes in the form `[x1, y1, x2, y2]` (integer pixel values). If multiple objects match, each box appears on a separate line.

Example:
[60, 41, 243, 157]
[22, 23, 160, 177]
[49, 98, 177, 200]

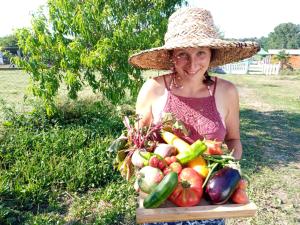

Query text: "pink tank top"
[162, 75, 226, 144]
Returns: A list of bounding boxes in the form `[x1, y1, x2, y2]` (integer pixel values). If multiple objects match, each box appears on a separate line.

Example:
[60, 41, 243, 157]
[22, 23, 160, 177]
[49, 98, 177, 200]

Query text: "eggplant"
[205, 167, 241, 204]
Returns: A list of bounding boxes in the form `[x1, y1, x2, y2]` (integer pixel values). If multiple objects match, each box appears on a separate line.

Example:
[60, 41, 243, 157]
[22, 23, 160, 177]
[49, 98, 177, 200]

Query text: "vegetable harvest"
[109, 114, 251, 211]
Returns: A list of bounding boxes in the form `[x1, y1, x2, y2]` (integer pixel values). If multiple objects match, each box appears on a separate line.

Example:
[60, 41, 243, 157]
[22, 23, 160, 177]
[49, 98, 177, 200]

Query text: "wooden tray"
[136, 193, 257, 224]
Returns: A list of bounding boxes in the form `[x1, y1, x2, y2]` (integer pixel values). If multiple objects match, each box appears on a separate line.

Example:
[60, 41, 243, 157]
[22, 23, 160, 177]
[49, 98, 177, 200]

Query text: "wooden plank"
[136, 197, 257, 224]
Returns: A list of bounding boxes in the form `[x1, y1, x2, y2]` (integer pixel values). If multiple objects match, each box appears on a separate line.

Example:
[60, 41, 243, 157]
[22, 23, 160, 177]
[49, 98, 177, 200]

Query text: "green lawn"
[0, 70, 299, 225]
[223, 74, 300, 225]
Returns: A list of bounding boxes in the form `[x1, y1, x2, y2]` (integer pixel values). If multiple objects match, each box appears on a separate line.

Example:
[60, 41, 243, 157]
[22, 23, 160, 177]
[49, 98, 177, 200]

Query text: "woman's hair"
[204, 49, 215, 86]
[203, 70, 214, 86]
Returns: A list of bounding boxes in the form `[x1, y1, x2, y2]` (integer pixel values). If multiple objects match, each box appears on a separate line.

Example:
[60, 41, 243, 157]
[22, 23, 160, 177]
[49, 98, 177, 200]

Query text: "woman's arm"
[135, 78, 163, 128]
[223, 83, 243, 160]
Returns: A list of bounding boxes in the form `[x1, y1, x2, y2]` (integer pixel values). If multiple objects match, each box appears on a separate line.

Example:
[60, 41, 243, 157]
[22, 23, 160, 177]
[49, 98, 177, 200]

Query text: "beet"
[205, 167, 241, 204]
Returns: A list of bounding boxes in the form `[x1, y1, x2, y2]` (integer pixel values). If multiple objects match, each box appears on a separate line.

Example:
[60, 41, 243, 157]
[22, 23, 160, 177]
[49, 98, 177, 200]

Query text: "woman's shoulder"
[215, 76, 238, 95]
[136, 74, 171, 107]
[141, 74, 171, 96]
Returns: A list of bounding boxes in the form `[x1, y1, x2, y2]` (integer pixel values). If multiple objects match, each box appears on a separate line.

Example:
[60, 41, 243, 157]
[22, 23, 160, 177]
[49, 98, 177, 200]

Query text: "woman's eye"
[176, 53, 188, 59]
[197, 51, 206, 57]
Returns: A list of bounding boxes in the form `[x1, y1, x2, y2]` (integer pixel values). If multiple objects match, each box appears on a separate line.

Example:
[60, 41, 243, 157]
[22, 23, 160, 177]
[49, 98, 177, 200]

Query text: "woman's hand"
[225, 139, 242, 160]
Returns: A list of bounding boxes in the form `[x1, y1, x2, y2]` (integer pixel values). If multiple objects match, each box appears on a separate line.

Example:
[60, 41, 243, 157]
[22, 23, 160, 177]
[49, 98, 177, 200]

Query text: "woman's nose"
[186, 56, 199, 70]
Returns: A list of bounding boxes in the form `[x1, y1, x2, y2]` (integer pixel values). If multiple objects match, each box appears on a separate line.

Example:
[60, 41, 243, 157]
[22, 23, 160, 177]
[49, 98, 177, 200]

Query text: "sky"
[0, 0, 299, 38]
[0, 0, 47, 37]
[188, 0, 300, 38]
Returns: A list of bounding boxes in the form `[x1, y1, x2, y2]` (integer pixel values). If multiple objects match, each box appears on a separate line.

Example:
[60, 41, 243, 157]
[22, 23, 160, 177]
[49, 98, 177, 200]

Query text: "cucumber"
[143, 172, 178, 208]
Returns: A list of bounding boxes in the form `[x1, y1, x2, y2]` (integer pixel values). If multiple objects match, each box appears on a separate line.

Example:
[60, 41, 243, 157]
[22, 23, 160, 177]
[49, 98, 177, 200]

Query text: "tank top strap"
[213, 77, 218, 96]
[163, 74, 171, 91]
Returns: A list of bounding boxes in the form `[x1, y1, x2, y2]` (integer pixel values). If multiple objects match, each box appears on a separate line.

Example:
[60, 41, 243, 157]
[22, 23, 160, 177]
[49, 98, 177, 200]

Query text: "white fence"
[220, 62, 281, 75]
[221, 62, 249, 74]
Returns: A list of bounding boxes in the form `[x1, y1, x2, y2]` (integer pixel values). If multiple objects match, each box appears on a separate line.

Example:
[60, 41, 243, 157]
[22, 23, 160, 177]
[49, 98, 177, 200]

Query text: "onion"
[154, 144, 176, 158]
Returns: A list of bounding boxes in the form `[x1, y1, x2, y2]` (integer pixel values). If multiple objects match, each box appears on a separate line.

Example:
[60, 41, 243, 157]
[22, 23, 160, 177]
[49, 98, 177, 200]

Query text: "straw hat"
[129, 7, 260, 70]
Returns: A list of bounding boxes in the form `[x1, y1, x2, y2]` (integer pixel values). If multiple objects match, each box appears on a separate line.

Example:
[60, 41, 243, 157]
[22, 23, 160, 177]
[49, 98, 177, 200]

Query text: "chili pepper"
[176, 140, 207, 164]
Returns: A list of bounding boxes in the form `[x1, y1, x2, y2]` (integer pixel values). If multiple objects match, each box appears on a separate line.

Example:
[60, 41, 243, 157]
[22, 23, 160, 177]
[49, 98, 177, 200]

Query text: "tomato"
[163, 162, 182, 175]
[169, 162, 182, 174]
[231, 188, 249, 204]
[163, 167, 172, 175]
[237, 179, 248, 190]
[203, 140, 223, 155]
[187, 156, 209, 179]
[168, 168, 203, 207]
[164, 156, 177, 165]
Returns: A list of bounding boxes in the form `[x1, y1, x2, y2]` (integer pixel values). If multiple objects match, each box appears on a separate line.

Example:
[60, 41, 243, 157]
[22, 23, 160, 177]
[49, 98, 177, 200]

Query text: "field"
[0, 70, 299, 225]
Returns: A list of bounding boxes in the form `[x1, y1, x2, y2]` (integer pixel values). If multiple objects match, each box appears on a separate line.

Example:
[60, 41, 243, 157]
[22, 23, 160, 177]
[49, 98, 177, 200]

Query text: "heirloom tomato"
[168, 168, 203, 207]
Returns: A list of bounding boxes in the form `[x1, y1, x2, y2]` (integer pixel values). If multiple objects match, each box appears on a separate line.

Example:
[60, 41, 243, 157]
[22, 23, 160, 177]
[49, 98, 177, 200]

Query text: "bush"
[0, 98, 136, 224]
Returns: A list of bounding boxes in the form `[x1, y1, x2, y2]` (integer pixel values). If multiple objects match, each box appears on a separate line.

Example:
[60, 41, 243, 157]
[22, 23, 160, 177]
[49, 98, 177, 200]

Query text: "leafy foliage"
[262, 23, 300, 49]
[275, 50, 293, 70]
[0, 98, 135, 224]
[0, 35, 18, 48]
[231, 23, 300, 50]
[13, 0, 187, 115]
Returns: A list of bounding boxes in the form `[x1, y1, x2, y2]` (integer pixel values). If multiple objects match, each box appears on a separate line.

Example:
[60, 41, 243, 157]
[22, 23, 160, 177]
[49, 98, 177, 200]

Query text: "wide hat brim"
[129, 38, 260, 70]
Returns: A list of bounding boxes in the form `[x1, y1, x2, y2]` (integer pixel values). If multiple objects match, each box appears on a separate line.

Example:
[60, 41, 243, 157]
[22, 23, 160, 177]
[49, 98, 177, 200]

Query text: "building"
[0, 46, 21, 66]
[267, 49, 300, 69]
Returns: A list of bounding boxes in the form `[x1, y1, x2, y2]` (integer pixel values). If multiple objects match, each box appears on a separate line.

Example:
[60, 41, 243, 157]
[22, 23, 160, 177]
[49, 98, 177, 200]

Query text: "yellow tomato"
[187, 156, 209, 178]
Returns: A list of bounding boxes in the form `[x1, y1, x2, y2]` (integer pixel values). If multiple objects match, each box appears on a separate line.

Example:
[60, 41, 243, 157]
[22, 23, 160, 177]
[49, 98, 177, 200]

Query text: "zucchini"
[143, 172, 178, 208]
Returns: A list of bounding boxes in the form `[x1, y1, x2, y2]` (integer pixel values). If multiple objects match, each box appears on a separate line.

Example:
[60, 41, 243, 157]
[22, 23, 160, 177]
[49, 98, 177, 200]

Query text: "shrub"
[0, 99, 134, 214]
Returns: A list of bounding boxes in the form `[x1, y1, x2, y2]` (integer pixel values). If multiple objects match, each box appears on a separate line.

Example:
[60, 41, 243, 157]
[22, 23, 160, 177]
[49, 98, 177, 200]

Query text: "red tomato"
[163, 167, 172, 175]
[231, 188, 249, 204]
[168, 168, 203, 207]
[204, 140, 223, 155]
[237, 179, 248, 190]
[164, 156, 177, 165]
[169, 162, 182, 174]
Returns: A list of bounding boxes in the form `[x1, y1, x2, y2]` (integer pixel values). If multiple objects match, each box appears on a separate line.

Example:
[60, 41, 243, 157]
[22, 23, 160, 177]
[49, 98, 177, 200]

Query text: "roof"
[268, 49, 300, 55]
[257, 48, 268, 55]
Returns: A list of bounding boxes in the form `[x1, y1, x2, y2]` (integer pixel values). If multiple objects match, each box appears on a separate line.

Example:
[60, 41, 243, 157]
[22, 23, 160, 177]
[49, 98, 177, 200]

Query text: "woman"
[129, 7, 259, 225]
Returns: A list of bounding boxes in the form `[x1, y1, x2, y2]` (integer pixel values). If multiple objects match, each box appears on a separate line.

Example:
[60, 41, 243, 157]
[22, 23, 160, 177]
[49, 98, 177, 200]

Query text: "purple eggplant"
[205, 167, 241, 204]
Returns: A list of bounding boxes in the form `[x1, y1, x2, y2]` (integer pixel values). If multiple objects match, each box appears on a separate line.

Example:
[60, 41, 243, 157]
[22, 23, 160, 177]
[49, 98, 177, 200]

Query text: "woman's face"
[172, 47, 211, 79]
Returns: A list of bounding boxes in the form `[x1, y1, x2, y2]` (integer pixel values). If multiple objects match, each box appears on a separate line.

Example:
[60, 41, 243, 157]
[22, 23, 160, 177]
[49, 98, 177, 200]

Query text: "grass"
[223, 74, 300, 225]
[0, 70, 299, 224]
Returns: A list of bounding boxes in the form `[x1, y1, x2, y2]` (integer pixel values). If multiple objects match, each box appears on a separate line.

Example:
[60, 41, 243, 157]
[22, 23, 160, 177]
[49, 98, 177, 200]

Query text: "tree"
[266, 23, 300, 49]
[14, 0, 187, 115]
[0, 34, 18, 48]
[258, 36, 268, 50]
[275, 50, 293, 70]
